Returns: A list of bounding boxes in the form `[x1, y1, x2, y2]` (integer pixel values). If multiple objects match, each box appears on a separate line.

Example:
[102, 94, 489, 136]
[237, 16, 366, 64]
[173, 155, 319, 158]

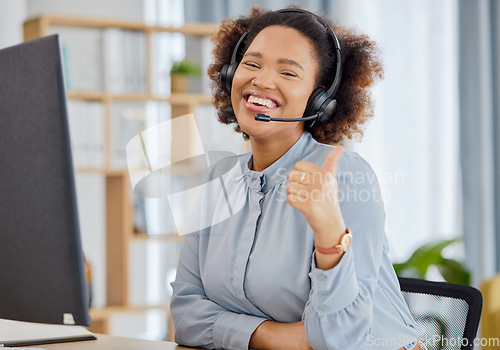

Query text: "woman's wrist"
[249, 320, 274, 349]
[314, 250, 344, 270]
[314, 222, 346, 248]
[314, 227, 350, 270]
[249, 320, 312, 350]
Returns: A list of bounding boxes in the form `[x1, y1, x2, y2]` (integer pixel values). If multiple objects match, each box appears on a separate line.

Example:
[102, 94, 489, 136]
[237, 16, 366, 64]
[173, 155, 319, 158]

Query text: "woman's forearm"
[249, 320, 312, 350]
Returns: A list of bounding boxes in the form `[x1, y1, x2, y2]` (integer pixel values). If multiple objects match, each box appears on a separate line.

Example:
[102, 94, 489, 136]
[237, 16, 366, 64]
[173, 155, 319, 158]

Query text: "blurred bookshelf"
[23, 14, 247, 341]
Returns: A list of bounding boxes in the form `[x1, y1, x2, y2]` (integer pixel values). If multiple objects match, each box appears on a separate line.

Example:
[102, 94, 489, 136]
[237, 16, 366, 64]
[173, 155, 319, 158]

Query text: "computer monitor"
[0, 35, 90, 326]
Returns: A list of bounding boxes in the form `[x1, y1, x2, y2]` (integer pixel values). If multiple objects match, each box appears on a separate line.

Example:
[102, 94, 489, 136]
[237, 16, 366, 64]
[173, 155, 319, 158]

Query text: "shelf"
[167, 92, 213, 105]
[75, 164, 205, 176]
[133, 233, 184, 242]
[90, 304, 170, 319]
[24, 14, 219, 38]
[75, 168, 205, 187]
[75, 168, 129, 175]
[67, 91, 212, 105]
[24, 14, 218, 341]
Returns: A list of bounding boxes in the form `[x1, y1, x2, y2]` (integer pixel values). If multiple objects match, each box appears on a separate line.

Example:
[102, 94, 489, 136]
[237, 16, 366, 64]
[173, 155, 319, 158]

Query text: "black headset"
[220, 8, 342, 126]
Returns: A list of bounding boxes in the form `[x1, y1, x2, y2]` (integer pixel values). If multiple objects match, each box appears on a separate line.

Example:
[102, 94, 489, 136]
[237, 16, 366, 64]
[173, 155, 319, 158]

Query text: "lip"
[242, 90, 281, 113]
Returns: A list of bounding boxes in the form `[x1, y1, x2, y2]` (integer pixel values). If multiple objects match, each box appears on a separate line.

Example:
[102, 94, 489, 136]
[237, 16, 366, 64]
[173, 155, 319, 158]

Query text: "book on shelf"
[67, 100, 105, 168]
[51, 26, 147, 94]
[73, 174, 106, 309]
[103, 28, 147, 94]
[186, 35, 212, 95]
[124, 30, 147, 94]
[129, 239, 181, 305]
[111, 101, 149, 168]
[50, 26, 103, 92]
[102, 27, 125, 94]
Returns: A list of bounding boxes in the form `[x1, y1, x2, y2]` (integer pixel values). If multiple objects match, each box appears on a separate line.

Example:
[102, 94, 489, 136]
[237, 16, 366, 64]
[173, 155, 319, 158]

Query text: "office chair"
[398, 277, 482, 350]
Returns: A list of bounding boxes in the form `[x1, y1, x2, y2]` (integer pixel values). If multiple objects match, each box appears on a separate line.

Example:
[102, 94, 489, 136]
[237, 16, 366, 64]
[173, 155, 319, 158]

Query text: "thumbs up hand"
[287, 146, 347, 257]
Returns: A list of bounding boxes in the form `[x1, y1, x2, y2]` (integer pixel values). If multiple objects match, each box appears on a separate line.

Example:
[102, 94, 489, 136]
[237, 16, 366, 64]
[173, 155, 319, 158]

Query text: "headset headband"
[229, 8, 342, 98]
[221, 8, 343, 126]
[274, 8, 342, 97]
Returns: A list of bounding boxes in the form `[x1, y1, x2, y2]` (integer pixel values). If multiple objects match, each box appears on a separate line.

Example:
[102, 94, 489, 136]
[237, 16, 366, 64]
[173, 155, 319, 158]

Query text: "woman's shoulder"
[306, 140, 375, 175]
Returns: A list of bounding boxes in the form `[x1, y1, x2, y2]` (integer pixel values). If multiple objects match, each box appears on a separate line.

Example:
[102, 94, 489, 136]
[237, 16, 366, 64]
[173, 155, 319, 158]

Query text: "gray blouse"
[170, 130, 419, 349]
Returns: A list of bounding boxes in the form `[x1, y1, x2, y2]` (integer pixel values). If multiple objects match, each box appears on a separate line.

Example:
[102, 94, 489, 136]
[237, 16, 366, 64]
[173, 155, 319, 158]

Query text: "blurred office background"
[0, 0, 499, 342]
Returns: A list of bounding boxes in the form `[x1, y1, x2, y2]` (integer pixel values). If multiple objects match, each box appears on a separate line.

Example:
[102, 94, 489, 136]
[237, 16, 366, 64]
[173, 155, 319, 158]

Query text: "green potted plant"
[170, 59, 202, 93]
[393, 238, 471, 285]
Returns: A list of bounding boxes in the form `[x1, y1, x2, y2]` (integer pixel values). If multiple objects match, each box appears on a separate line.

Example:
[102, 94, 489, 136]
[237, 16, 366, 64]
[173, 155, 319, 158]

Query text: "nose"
[251, 69, 276, 90]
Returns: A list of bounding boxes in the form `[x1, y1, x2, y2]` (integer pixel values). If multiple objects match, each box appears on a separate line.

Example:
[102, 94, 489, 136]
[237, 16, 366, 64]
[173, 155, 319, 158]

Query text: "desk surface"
[39, 334, 194, 350]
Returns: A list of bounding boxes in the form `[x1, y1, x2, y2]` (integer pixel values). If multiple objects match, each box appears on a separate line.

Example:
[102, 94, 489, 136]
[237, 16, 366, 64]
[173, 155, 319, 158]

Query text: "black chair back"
[399, 277, 482, 350]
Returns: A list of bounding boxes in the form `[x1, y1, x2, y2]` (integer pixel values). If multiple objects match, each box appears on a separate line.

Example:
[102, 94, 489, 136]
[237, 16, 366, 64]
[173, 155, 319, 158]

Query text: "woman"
[171, 6, 420, 350]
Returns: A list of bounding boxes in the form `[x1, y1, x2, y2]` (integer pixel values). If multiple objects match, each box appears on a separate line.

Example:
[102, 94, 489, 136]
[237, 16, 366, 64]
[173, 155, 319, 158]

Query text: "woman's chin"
[237, 111, 270, 134]
[236, 108, 303, 141]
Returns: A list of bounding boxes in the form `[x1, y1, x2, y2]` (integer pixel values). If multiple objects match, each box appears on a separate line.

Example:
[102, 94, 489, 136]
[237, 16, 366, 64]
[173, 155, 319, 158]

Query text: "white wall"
[0, 0, 27, 49]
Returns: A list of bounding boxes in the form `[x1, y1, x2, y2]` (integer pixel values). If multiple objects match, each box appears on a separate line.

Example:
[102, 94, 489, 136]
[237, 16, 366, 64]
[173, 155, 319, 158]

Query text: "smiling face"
[231, 25, 319, 142]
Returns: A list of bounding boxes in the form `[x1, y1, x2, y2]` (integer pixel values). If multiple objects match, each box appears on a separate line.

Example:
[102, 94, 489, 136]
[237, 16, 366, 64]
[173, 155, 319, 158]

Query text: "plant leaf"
[392, 238, 472, 285]
[396, 238, 460, 276]
[170, 60, 202, 76]
[436, 258, 471, 285]
[393, 263, 425, 279]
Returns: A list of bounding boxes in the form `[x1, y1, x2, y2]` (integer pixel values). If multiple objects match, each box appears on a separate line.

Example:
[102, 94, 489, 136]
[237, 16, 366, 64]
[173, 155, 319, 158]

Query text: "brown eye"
[281, 71, 298, 77]
[243, 62, 259, 69]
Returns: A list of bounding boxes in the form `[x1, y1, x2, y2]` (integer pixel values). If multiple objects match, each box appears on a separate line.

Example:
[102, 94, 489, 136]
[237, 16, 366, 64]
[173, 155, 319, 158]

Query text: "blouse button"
[318, 274, 327, 282]
[319, 305, 327, 312]
[319, 290, 327, 296]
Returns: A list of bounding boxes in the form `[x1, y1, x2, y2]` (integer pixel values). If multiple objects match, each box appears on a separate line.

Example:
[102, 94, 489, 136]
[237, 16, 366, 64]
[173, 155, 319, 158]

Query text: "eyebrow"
[243, 51, 304, 71]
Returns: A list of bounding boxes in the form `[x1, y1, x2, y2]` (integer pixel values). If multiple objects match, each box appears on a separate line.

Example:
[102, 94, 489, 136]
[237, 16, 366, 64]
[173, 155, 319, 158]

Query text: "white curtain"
[458, 0, 500, 286]
[184, 0, 339, 23]
[338, 0, 461, 264]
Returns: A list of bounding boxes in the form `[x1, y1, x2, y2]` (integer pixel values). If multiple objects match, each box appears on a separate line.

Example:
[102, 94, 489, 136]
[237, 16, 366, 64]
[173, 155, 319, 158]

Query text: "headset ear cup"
[318, 98, 337, 123]
[304, 87, 337, 124]
[220, 64, 229, 92]
[220, 62, 238, 93]
[303, 88, 325, 118]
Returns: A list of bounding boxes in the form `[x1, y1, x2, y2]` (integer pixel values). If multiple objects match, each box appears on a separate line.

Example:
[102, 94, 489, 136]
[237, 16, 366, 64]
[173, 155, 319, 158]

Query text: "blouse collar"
[243, 131, 315, 193]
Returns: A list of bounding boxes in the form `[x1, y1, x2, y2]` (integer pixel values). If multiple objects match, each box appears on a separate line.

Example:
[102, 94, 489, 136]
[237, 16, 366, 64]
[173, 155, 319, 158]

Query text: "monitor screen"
[0, 35, 90, 326]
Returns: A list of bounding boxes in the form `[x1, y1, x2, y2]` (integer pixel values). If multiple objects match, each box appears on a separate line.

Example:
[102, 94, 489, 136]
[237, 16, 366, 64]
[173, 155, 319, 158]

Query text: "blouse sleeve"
[170, 230, 267, 349]
[302, 151, 387, 349]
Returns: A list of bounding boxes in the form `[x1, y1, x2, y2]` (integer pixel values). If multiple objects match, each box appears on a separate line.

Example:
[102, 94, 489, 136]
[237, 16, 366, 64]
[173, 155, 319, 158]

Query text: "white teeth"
[247, 95, 276, 108]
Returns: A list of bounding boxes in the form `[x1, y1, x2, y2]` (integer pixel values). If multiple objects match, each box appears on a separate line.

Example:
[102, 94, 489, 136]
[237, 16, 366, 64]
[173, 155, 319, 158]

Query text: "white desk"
[38, 334, 194, 350]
